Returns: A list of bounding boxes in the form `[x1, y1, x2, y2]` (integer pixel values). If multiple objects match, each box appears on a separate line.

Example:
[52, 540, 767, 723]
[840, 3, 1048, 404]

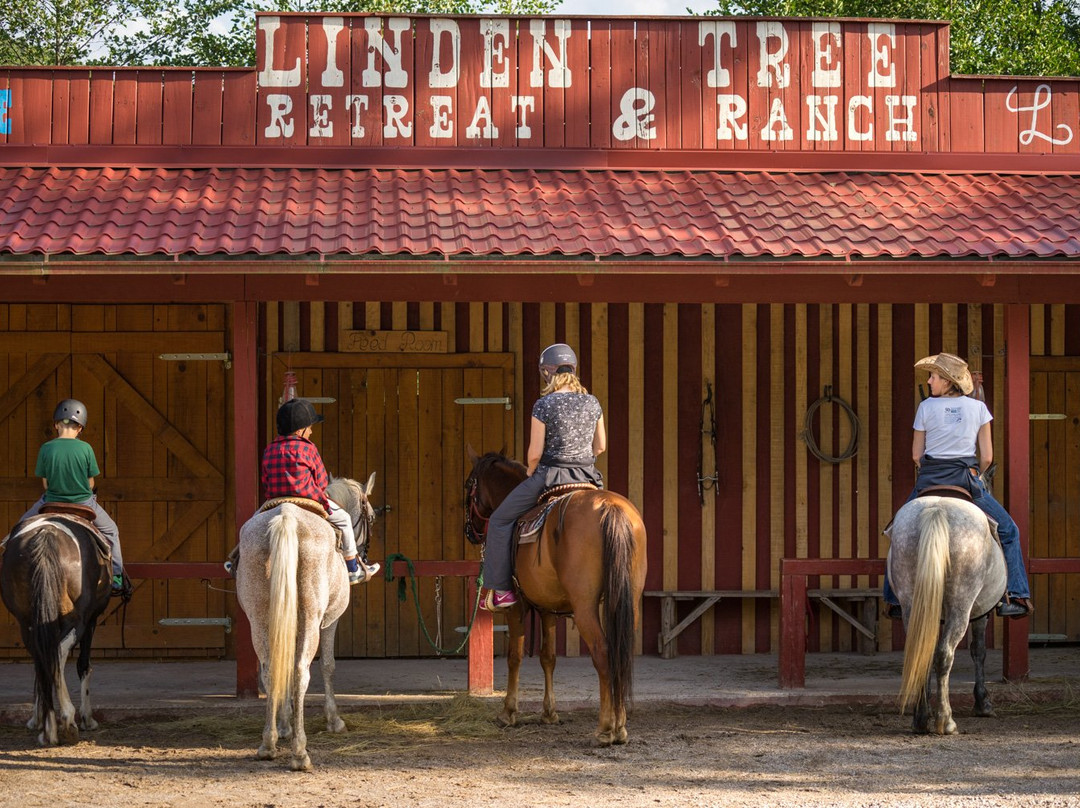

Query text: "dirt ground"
[1, 695, 1079, 808]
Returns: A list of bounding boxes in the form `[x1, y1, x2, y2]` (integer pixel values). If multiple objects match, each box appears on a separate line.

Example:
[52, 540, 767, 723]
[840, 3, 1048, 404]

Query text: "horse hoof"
[328, 717, 346, 734]
[593, 733, 615, 748]
[290, 754, 313, 772]
[256, 745, 276, 760]
[613, 728, 628, 745]
[59, 724, 80, 745]
[495, 713, 517, 728]
[80, 717, 99, 732]
[26, 717, 39, 731]
[540, 712, 559, 725]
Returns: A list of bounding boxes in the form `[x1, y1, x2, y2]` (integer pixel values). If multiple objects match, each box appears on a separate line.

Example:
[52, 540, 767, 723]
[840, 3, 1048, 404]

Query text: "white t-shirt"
[913, 395, 992, 459]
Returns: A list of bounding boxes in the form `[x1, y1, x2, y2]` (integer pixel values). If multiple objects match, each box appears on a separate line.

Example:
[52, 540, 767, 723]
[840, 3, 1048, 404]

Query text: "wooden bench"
[646, 590, 777, 658]
[780, 558, 887, 688]
[647, 586, 882, 659]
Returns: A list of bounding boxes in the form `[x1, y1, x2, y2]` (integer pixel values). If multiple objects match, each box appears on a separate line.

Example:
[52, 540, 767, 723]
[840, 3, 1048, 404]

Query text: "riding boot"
[997, 595, 1032, 619]
[111, 569, 134, 602]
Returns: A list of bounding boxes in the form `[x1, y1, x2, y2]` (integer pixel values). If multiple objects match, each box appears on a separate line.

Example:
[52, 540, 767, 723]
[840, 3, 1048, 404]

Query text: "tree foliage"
[701, 0, 1080, 76]
[0, 0, 559, 67]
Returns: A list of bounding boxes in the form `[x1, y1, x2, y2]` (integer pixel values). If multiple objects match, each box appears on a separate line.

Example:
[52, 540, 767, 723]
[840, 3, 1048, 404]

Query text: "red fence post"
[779, 559, 808, 688]
[232, 301, 260, 698]
[1003, 304, 1031, 682]
[468, 578, 494, 695]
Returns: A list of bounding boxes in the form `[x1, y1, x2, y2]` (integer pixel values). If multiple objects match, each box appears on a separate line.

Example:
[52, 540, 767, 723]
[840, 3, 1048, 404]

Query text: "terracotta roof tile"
[1, 166, 1079, 260]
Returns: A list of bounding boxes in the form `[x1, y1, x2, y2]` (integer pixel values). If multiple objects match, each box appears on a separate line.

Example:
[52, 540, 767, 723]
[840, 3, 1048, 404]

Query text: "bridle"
[352, 495, 376, 549]
[464, 476, 490, 545]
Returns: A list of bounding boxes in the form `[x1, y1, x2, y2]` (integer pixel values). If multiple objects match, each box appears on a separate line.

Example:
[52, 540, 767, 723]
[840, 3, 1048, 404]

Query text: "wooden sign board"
[340, 330, 449, 353]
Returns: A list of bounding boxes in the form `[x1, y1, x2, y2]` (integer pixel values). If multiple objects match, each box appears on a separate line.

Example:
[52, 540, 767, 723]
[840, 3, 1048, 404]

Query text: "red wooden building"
[2, 14, 1079, 684]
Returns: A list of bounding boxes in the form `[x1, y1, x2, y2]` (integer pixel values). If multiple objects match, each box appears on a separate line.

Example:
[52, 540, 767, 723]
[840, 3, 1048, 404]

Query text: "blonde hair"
[541, 371, 588, 396]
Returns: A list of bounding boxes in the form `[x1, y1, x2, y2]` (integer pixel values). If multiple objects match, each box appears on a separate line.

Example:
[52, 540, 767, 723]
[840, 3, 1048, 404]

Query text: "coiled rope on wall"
[801, 385, 860, 464]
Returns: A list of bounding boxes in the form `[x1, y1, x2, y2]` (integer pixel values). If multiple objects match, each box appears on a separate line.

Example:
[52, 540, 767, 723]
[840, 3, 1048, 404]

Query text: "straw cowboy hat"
[914, 353, 974, 395]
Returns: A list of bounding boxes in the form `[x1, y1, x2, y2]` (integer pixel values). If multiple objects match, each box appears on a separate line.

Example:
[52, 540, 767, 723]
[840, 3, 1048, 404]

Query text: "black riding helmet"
[539, 343, 578, 383]
[53, 398, 87, 427]
[276, 398, 325, 436]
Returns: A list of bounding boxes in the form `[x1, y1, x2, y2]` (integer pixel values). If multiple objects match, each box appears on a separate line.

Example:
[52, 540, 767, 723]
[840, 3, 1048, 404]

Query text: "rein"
[464, 477, 490, 544]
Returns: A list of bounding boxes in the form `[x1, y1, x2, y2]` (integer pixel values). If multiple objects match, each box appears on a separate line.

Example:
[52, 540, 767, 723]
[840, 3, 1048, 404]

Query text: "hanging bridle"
[464, 476, 490, 545]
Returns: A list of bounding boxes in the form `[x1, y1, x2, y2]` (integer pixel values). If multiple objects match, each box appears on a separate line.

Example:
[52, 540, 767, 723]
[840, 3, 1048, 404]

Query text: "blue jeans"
[883, 480, 1030, 604]
[481, 464, 603, 591]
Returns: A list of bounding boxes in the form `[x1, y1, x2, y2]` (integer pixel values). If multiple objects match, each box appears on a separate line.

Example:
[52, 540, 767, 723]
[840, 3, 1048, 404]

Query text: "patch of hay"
[321, 694, 504, 755]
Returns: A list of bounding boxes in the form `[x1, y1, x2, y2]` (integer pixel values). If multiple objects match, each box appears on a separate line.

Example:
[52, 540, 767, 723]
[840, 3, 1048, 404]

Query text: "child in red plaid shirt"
[244, 398, 379, 585]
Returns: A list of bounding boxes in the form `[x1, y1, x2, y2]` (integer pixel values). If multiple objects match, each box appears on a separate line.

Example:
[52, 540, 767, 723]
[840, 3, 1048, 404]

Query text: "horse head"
[463, 450, 526, 545]
[327, 472, 378, 548]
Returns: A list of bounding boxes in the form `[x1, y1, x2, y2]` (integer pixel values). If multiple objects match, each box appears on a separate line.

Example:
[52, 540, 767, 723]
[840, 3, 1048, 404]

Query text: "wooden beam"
[81, 353, 223, 480]
[231, 300, 259, 699]
[0, 353, 66, 424]
[1003, 304, 1031, 681]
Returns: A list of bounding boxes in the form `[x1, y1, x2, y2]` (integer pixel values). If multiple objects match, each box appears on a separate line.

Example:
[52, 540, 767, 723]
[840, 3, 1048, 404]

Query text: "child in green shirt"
[20, 399, 127, 596]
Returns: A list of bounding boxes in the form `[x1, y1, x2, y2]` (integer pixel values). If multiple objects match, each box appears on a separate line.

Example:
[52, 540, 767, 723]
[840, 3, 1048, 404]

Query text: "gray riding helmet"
[53, 398, 87, 427]
[539, 343, 578, 383]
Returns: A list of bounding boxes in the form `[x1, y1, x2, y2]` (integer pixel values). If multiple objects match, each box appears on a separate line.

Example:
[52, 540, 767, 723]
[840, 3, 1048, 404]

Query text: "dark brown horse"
[0, 511, 112, 745]
[465, 450, 648, 746]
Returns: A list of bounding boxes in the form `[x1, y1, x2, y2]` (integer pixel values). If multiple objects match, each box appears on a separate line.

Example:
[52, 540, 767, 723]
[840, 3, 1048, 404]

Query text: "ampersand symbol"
[612, 88, 657, 142]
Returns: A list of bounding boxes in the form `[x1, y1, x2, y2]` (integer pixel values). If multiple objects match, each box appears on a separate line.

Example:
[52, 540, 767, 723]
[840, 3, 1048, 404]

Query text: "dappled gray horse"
[236, 473, 375, 771]
[888, 495, 1005, 735]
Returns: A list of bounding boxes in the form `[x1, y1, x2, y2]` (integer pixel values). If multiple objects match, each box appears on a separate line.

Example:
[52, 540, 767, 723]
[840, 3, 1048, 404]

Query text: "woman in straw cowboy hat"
[883, 352, 1032, 619]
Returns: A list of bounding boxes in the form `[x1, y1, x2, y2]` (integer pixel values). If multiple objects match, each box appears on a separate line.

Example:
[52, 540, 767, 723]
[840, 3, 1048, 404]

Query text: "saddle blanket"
[1, 514, 111, 560]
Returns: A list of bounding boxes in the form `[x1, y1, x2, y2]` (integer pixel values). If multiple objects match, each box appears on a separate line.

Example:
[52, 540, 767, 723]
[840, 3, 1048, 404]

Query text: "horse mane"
[327, 476, 363, 515]
[473, 451, 527, 482]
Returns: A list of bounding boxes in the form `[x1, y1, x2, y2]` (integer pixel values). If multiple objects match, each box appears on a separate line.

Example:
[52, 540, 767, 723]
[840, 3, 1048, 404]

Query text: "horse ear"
[467, 444, 480, 464]
[364, 471, 376, 495]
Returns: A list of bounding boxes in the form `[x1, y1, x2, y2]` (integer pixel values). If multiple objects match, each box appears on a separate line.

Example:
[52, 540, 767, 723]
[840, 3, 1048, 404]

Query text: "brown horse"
[465, 450, 648, 746]
[0, 512, 112, 746]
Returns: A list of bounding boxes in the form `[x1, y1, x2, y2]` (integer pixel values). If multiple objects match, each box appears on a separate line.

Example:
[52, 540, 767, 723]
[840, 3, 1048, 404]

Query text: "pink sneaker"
[481, 588, 518, 611]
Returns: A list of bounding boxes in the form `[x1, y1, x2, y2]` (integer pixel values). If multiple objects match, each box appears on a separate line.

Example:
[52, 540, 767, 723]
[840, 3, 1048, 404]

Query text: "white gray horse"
[887, 495, 1005, 735]
[235, 473, 376, 771]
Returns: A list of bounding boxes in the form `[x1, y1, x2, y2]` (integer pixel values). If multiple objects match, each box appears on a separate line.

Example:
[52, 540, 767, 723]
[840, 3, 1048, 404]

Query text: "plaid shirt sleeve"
[261, 436, 330, 507]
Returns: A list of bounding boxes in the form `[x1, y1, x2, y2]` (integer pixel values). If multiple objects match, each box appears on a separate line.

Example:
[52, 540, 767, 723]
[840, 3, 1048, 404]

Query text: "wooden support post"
[468, 578, 494, 695]
[1003, 304, 1031, 682]
[779, 561, 807, 688]
[232, 301, 260, 698]
[659, 595, 677, 659]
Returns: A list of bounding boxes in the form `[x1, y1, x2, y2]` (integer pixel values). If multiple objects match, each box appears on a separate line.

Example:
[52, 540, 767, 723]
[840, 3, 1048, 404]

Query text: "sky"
[553, 0, 719, 16]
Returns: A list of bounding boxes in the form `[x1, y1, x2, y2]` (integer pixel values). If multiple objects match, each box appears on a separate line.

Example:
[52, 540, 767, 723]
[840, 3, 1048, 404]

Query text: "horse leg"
[968, 614, 994, 717]
[574, 609, 616, 747]
[497, 607, 526, 728]
[933, 618, 968, 735]
[75, 627, 99, 732]
[539, 612, 559, 725]
[912, 678, 932, 734]
[289, 656, 314, 772]
[257, 657, 280, 760]
[319, 621, 346, 734]
[53, 629, 79, 744]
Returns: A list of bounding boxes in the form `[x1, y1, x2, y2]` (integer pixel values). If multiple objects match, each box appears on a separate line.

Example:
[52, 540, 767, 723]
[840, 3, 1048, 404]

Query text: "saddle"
[514, 483, 598, 545]
[7, 504, 112, 561]
[258, 497, 340, 550]
[259, 496, 329, 519]
[915, 485, 973, 502]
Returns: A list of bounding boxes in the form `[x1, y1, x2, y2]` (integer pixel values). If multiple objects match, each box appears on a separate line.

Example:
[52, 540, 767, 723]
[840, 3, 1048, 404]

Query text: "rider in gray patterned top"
[480, 343, 606, 610]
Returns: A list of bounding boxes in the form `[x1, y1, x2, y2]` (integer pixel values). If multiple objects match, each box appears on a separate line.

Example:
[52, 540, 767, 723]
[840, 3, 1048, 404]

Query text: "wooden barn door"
[270, 352, 515, 658]
[0, 304, 230, 657]
[1029, 357, 1080, 642]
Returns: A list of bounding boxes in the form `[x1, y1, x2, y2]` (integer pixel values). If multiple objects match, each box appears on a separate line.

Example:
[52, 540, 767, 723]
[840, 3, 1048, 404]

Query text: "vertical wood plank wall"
[260, 300, 1049, 656]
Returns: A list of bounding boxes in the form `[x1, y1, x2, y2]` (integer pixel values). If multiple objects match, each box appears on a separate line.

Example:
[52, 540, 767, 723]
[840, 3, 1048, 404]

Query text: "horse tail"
[266, 508, 299, 717]
[26, 530, 65, 722]
[600, 500, 636, 713]
[899, 503, 950, 712]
